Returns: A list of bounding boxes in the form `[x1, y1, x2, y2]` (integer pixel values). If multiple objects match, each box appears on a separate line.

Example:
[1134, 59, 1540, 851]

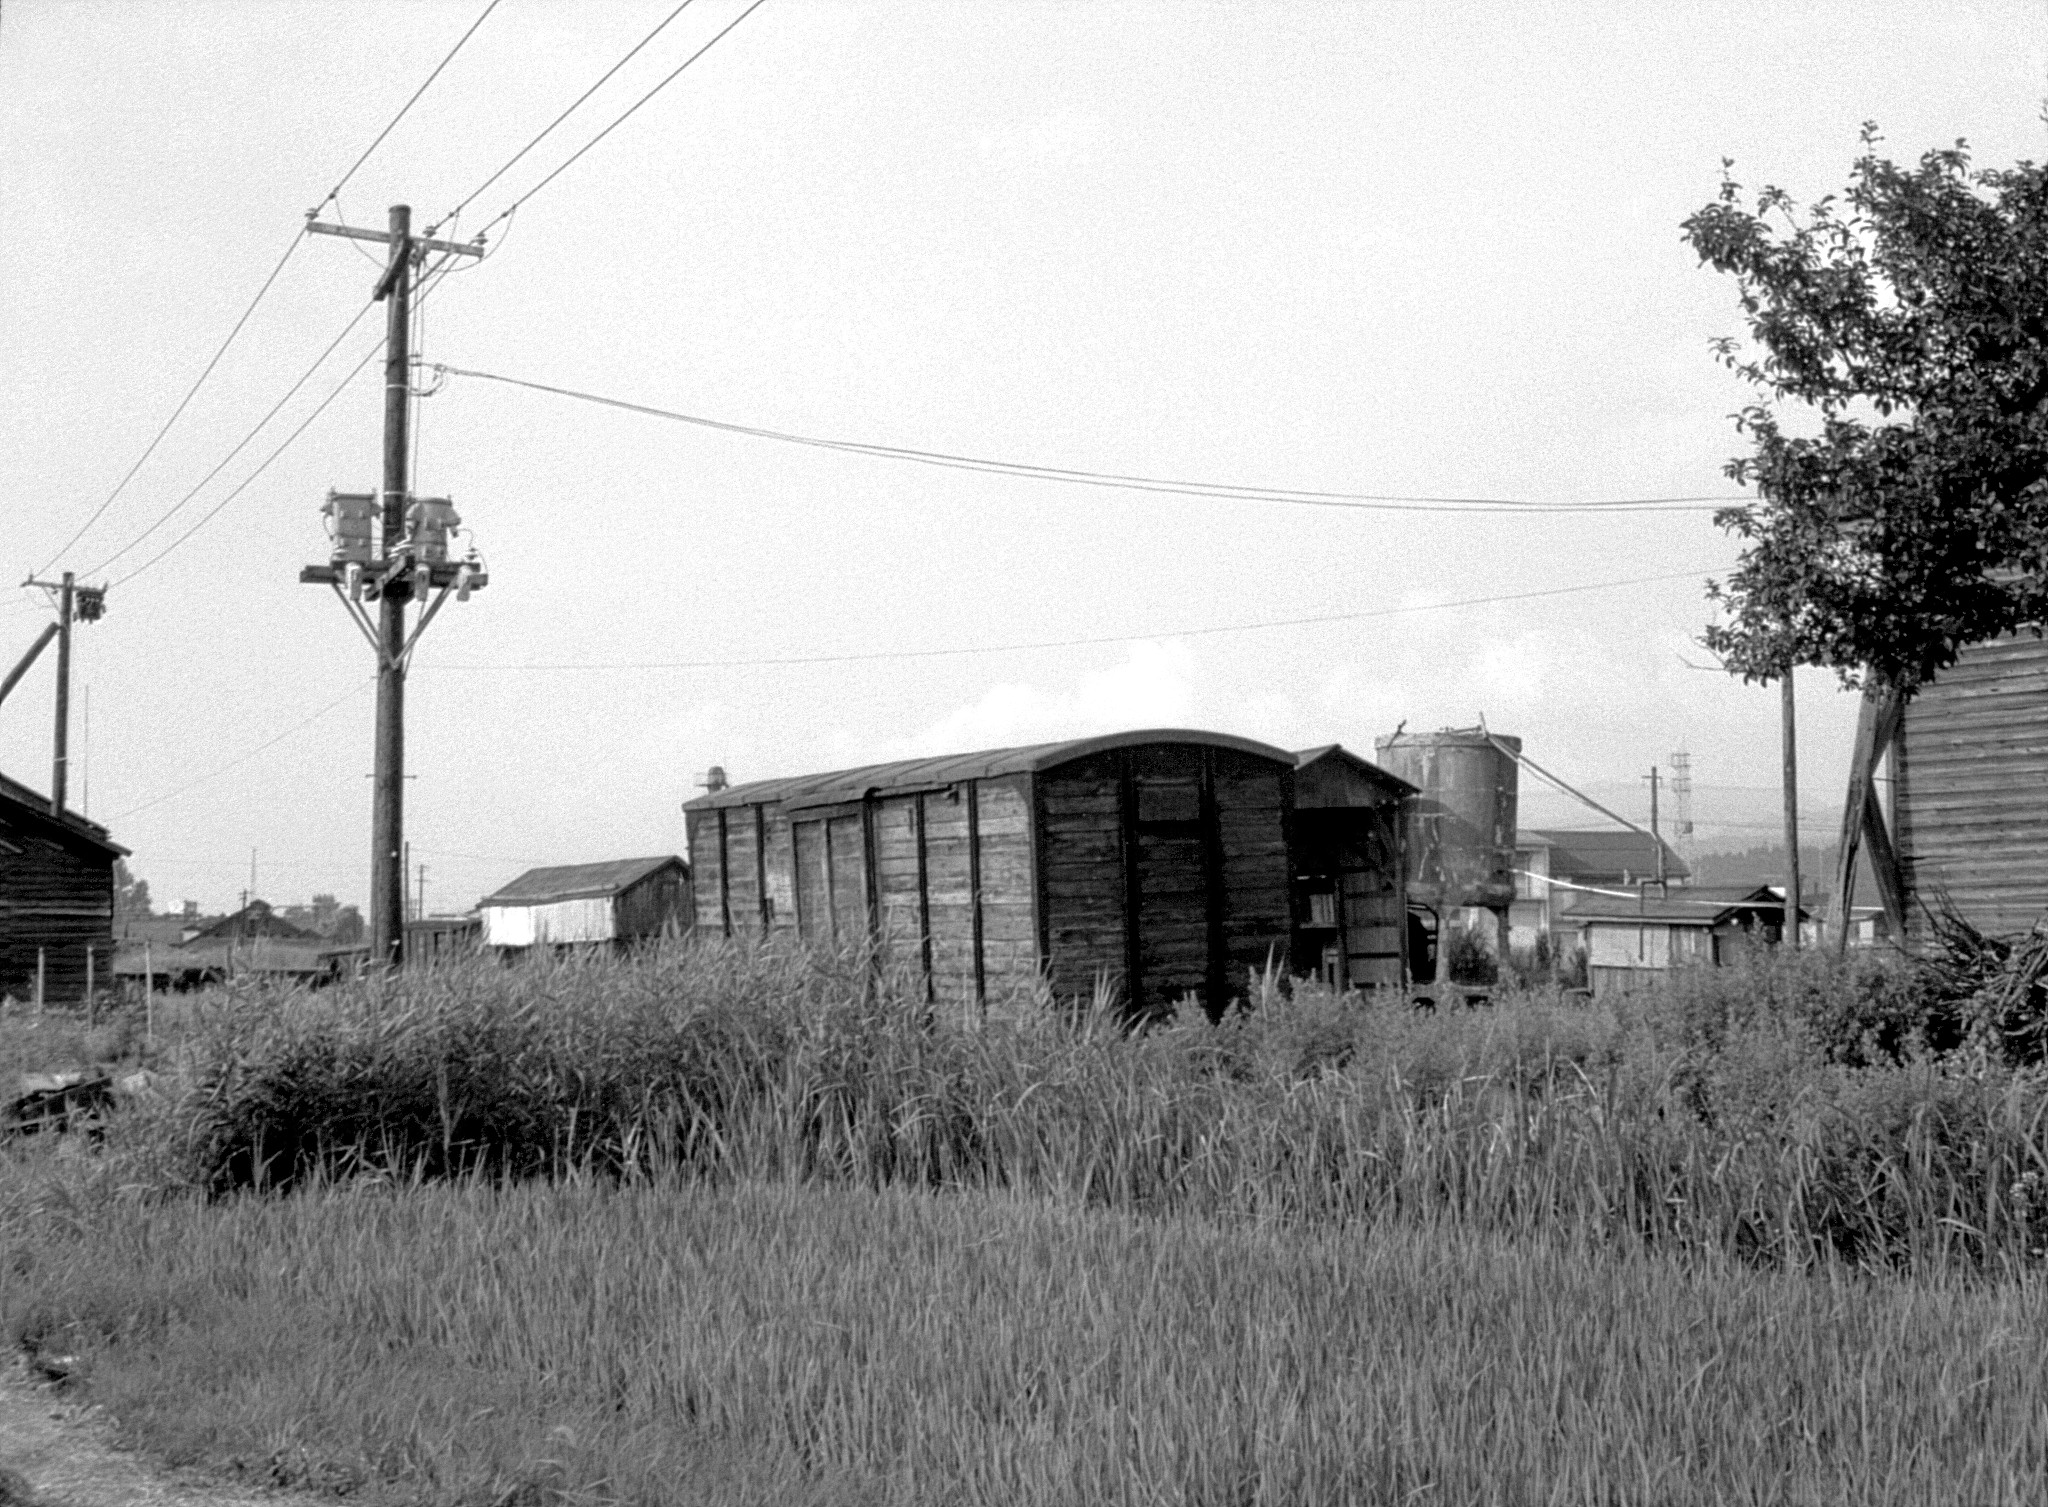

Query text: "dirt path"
[0, 1361, 310, 1507]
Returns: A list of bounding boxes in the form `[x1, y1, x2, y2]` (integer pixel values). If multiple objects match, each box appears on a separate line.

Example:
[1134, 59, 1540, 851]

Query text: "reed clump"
[104, 937, 2048, 1275]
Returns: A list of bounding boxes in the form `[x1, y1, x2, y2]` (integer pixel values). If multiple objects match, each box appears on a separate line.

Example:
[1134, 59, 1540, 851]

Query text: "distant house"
[480, 857, 691, 950]
[0, 770, 126, 1004]
[1563, 884, 1807, 995]
[113, 897, 341, 990]
[1510, 828, 1692, 948]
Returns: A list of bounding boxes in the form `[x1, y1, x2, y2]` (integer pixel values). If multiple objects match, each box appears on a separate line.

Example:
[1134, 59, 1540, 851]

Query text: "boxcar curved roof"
[684, 728, 1295, 812]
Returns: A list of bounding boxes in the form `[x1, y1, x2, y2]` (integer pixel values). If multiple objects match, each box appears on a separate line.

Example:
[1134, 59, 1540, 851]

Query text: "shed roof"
[482, 855, 686, 907]
[685, 729, 1297, 813]
[1293, 744, 1419, 796]
[1564, 884, 1807, 926]
[0, 770, 127, 857]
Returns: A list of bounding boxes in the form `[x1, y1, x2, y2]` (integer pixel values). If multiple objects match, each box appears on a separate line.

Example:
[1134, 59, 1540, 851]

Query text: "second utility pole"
[371, 204, 415, 972]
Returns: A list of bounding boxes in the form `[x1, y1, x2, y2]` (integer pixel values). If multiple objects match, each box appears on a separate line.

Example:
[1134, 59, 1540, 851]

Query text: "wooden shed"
[1891, 632, 2048, 942]
[480, 856, 691, 950]
[0, 771, 126, 1004]
[1290, 745, 1415, 989]
[683, 730, 1298, 1018]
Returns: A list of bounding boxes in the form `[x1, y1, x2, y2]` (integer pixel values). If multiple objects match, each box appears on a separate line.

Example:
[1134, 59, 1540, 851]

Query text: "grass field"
[5, 939, 2048, 1502]
[8, 1174, 2048, 1506]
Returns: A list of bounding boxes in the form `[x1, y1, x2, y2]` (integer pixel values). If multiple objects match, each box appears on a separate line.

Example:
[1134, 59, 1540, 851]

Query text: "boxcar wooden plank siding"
[684, 732, 1327, 1019]
[1895, 633, 2048, 943]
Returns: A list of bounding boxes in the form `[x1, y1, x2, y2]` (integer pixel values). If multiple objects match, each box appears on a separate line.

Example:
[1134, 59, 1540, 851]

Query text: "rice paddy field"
[6, 941, 2048, 1504]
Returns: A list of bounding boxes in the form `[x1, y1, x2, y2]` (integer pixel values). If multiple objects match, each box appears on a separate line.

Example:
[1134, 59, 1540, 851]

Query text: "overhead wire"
[104, 678, 375, 823]
[34, 231, 307, 575]
[81, 298, 381, 579]
[108, 337, 386, 589]
[40, 0, 500, 582]
[431, 365, 1738, 515]
[429, 0, 704, 236]
[467, 0, 773, 238]
[316, 0, 506, 212]
[425, 569, 1708, 672]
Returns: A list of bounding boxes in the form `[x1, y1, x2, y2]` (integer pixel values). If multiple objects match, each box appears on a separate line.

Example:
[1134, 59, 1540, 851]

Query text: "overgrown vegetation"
[22, 925, 2042, 1274]
[9, 932, 2048, 1501]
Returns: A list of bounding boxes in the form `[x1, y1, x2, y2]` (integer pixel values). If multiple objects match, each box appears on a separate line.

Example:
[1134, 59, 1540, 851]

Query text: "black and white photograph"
[4, 2, 2048, 1501]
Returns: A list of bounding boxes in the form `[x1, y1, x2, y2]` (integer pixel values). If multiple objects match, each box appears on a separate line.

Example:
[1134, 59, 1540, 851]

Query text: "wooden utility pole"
[370, 204, 415, 970]
[300, 205, 486, 971]
[52, 573, 73, 814]
[1782, 669, 1801, 950]
[1646, 766, 1664, 889]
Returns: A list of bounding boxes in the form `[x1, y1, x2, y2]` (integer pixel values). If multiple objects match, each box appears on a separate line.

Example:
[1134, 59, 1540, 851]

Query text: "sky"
[3, 1, 2045, 915]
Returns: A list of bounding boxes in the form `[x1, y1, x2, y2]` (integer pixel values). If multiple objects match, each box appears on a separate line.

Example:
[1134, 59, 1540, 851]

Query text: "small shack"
[1566, 884, 1808, 995]
[0, 771, 126, 1004]
[684, 730, 1298, 1019]
[480, 857, 691, 950]
[1290, 745, 1415, 989]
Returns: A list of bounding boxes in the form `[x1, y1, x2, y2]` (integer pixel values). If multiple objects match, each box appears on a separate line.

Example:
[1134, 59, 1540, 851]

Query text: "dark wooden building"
[0, 771, 126, 1004]
[1892, 633, 2048, 942]
[684, 730, 1301, 1018]
[1290, 746, 1416, 990]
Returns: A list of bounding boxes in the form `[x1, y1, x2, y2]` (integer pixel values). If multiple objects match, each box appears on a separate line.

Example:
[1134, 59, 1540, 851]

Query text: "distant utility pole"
[17, 571, 107, 816]
[1645, 766, 1665, 889]
[301, 205, 487, 970]
[1782, 669, 1801, 951]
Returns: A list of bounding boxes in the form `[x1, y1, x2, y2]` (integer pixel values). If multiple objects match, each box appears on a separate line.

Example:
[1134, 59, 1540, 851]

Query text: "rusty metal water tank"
[1373, 726, 1521, 912]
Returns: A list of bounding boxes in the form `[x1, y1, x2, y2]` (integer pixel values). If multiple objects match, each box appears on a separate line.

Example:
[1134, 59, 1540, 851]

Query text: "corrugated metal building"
[0, 771, 126, 1003]
[1893, 632, 2048, 942]
[480, 856, 691, 949]
[683, 730, 1301, 1018]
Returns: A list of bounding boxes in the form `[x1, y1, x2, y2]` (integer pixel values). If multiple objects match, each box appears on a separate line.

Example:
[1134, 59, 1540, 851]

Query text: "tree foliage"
[1683, 125, 2048, 691]
[112, 859, 152, 922]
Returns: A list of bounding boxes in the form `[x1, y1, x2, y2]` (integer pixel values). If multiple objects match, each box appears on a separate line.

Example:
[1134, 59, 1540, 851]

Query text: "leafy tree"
[1683, 126, 2048, 691]
[330, 904, 365, 944]
[112, 859, 153, 922]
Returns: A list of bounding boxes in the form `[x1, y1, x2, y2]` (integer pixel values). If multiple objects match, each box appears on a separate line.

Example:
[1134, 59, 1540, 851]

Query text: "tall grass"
[7, 1175, 2048, 1506]
[103, 939, 2048, 1274]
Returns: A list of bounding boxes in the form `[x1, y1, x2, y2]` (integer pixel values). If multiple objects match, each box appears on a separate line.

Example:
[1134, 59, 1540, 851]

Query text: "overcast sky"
[4, 1, 2044, 914]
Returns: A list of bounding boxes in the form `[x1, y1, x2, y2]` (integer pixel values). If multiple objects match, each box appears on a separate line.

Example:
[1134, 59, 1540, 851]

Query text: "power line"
[37, 0, 503, 578]
[103, 678, 373, 823]
[432, 365, 1738, 515]
[318, 0, 507, 211]
[424, 569, 1707, 672]
[108, 337, 385, 589]
[82, 299, 380, 579]
[35, 232, 307, 575]
[470, 0, 773, 237]
[431, 0, 703, 236]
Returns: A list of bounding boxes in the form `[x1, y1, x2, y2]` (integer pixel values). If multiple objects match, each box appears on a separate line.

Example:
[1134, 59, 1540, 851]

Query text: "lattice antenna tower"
[1669, 748, 1695, 871]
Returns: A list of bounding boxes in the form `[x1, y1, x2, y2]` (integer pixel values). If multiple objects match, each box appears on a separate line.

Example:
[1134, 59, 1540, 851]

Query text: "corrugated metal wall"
[1895, 633, 2048, 942]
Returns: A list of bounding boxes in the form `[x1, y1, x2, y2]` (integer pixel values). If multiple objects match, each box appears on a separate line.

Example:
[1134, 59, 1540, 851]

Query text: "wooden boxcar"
[684, 730, 1298, 1018]
[1290, 746, 1415, 989]
[1893, 632, 2048, 942]
[0, 771, 125, 1004]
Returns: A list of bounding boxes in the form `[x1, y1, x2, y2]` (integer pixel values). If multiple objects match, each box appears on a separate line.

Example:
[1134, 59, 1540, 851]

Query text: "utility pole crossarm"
[304, 220, 485, 261]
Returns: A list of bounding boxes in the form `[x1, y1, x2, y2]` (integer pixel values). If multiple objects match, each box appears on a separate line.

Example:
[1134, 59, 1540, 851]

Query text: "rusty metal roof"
[482, 855, 687, 906]
[684, 728, 1296, 812]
